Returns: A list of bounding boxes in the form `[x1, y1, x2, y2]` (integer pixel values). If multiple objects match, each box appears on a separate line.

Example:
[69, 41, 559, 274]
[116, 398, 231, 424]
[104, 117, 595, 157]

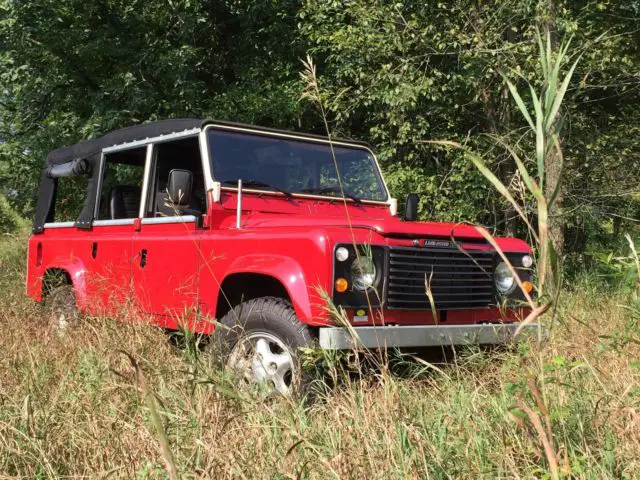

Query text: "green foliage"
[0, 0, 638, 260]
[0, 193, 27, 233]
[299, 1, 541, 225]
[298, 0, 640, 246]
[0, 0, 310, 212]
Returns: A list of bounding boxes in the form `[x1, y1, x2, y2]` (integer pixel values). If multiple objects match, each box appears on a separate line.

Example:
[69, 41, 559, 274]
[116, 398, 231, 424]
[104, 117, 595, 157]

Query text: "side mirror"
[167, 169, 193, 206]
[404, 193, 419, 221]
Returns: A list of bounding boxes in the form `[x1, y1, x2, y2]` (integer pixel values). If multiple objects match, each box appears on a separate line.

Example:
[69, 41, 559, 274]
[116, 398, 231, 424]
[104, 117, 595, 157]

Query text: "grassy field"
[0, 229, 638, 479]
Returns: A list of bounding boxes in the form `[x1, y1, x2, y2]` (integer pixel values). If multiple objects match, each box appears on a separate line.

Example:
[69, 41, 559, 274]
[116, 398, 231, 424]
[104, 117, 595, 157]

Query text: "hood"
[219, 210, 531, 252]
[234, 212, 528, 246]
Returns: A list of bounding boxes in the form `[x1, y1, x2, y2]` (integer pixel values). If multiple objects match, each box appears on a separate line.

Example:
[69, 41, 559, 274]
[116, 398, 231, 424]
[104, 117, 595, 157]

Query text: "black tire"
[210, 296, 314, 396]
[43, 284, 80, 329]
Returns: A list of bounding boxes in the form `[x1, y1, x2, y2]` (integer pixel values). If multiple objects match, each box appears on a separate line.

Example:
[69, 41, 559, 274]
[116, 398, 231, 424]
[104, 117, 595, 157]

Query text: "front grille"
[386, 246, 495, 310]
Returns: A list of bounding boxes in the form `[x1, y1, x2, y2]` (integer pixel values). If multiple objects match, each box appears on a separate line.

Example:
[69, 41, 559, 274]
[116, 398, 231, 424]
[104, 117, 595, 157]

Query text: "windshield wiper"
[222, 179, 293, 198]
[300, 186, 361, 203]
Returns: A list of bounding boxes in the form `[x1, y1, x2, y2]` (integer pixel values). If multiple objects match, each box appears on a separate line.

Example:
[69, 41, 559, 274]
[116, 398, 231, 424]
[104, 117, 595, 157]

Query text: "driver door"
[131, 137, 205, 328]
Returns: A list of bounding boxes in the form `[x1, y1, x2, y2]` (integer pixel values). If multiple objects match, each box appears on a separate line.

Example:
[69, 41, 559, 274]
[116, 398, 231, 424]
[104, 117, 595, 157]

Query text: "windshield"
[208, 129, 388, 202]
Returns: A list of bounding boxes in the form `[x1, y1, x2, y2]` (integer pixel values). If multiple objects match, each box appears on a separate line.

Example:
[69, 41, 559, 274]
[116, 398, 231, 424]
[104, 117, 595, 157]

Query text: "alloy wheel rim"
[227, 332, 295, 396]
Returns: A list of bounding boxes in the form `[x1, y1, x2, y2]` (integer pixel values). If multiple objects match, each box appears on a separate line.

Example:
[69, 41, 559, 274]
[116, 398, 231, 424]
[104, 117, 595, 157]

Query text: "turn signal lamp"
[522, 280, 534, 294]
[335, 278, 349, 293]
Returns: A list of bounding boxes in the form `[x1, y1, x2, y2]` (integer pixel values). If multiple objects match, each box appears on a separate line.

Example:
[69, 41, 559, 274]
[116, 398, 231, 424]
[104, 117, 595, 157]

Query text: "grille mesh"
[386, 246, 495, 310]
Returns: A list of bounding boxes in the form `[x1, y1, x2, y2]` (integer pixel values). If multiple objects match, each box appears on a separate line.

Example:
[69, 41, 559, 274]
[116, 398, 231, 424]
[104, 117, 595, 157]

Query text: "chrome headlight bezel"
[494, 262, 516, 295]
[350, 256, 377, 291]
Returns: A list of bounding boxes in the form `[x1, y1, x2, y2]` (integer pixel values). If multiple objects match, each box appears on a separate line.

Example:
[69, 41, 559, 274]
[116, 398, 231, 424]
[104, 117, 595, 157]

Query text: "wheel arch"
[214, 255, 315, 324]
[42, 267, 73, 297]
[40, 264, 87, 308]
[216, 272, 306, 321]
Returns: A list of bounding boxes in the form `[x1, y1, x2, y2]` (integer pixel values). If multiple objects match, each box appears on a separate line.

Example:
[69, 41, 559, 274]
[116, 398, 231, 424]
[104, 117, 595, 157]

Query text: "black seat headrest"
[109, 185, 141, 220]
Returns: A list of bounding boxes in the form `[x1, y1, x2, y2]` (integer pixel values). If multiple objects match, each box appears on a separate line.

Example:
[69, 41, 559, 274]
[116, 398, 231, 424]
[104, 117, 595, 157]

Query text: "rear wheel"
[43, 285, 79, 331]
[212, 297, 313, 396]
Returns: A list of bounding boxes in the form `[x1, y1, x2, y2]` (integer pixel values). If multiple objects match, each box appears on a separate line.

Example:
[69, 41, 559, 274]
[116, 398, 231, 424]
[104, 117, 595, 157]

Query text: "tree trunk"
[544, 148, 565, 257]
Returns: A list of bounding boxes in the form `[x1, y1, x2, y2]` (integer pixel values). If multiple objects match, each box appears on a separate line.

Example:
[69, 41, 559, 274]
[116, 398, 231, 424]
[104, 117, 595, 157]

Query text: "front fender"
[223, 254, 317, 324]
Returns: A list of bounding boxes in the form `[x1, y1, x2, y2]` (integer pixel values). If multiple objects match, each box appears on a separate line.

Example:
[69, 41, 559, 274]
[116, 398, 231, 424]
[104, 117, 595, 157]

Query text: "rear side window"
[96, 147, 146, 220]
[52, 175, 88, 222]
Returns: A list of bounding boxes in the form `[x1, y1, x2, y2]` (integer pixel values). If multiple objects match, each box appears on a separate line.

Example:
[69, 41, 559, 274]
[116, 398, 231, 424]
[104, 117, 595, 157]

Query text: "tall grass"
[296, 30, 639, 480]
[429, 30, 578, 321]
[422, 30, 583, 478]
[1, 29, 637, 479]
[0, 231, 638, 478]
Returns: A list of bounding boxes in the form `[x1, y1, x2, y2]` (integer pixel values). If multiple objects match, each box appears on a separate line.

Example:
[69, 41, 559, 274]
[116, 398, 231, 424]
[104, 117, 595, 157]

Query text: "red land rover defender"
[27, 119, 537, 394]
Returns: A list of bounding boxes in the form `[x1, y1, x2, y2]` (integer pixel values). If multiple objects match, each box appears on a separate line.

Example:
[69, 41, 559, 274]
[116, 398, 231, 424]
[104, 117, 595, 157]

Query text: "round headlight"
[336, 247, 349, 262]
[522, 254, 533, 268]
[351, 257, 376, 291]
[494, 262, 516, 294]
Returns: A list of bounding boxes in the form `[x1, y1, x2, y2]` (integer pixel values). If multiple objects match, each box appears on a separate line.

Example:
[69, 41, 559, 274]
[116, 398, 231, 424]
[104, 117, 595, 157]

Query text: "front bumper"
[318, 323, 545, 350]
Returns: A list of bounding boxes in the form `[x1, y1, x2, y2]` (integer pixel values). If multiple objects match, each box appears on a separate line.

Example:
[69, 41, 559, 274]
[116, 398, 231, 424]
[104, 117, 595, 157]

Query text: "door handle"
[140, 249, 147, 268]
[91, 242, 98, 259]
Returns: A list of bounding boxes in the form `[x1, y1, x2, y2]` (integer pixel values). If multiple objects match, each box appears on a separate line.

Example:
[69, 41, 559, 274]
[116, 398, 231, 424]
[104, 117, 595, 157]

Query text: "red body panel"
[219, 190, 530, 251]
[132, 221, 201, 328]
[27, 224, 133, 314]
[27, 189, 531, 332]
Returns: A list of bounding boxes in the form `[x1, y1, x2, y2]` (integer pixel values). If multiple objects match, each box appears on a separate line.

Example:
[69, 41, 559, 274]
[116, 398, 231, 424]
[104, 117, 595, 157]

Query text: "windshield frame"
[203, 123, 391, 204]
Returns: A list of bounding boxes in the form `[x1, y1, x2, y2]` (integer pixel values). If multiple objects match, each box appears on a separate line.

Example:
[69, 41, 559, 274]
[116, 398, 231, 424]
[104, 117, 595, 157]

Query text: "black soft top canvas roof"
[46, 118, 203, 165]
[45, 119, 371, 165]
[34, 118, 372, 233]
[37, 118, 204, 233]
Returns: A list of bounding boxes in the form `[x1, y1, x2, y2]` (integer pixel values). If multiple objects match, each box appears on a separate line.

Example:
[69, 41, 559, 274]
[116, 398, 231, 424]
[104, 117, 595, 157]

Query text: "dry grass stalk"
[300, 55, 381, 322]
[516, 402, 559, 480]
[120, 351, 179, 480]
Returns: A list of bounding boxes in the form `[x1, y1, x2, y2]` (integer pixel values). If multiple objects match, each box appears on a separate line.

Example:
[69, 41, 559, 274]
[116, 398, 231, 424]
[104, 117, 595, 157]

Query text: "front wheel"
[211, 297, 313, 396]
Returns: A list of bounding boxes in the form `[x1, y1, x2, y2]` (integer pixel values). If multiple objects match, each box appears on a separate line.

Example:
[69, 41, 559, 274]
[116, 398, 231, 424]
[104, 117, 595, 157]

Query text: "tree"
[0, 0, 637, 262]
[299, 0, 640, 256]
[0, 0, 308, 215]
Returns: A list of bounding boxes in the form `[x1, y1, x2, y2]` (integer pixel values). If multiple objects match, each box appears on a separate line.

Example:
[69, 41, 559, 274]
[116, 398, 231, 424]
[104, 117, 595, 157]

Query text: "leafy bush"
[0, 193, 26, 233]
